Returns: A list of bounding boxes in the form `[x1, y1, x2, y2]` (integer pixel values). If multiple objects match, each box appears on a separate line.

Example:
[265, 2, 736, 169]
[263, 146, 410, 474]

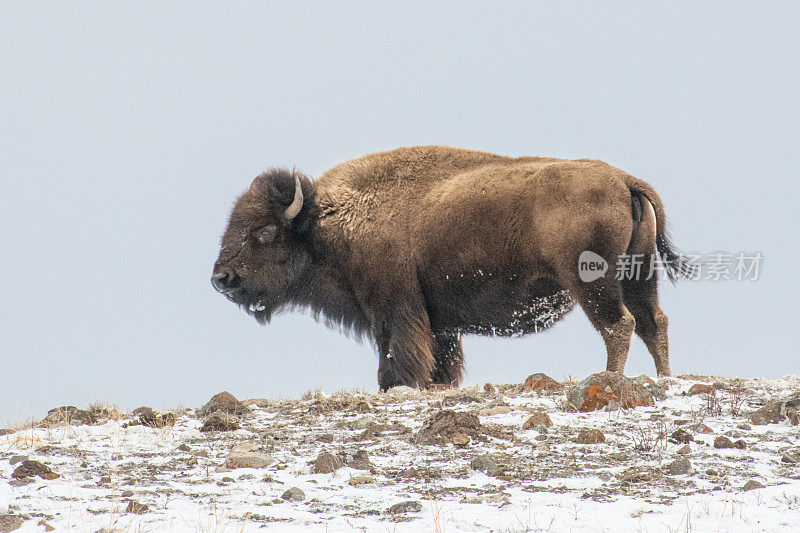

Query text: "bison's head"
[211, 168, 313, 323]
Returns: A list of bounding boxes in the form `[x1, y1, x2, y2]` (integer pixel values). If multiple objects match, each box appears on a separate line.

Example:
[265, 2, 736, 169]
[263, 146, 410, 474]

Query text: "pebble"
[12, 460, 59, 480]
[281, 487, 305, 501]
[714, 436, 735, 449]
[348, 476, 374, 486]
[576, 428, 605, 444]
[665, 457, 691, 475]
[350, 416, 374, 430]
[200, 413, 240, 432]
[199, 391, 250, 416]
[669, 429, 694, 444]
[126, 500, 148, 514]
[225, 451, 273, 469]
[470, 454, 497, 475]
[522, 412, 553, 429]
[687, 384, 715, 397]
[523, 373, 564, 393]
[314, 452, 343, 474]
[0, 515, 24, 532]
[750, 401, 785, 425]
[742, 479, 765, 491]
[782, 449, 800, 464]
[341, 449, 372, 470]
[388, 501, 423, 514]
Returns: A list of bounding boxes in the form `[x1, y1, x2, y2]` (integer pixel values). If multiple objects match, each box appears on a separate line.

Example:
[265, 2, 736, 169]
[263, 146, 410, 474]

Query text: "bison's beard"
[224, 289, 283, 325]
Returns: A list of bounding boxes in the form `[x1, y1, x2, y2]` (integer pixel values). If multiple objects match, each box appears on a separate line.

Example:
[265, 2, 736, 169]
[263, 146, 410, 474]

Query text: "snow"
[1, 375, 799, 532]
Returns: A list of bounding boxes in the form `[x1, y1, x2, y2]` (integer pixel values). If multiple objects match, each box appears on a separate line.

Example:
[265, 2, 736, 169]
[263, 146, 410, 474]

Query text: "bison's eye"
[256, 225, 278, 244]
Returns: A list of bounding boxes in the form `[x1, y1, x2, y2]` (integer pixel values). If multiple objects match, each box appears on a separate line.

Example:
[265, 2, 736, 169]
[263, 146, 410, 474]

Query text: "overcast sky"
[2, 2, 798, 423]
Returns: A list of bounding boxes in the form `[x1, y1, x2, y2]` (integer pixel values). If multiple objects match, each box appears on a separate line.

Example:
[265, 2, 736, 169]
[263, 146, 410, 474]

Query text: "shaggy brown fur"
[212, 146, 688, 390]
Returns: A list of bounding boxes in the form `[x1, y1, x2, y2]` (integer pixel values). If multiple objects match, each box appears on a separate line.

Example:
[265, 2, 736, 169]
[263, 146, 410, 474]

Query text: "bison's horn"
[284, 174, 304, 221]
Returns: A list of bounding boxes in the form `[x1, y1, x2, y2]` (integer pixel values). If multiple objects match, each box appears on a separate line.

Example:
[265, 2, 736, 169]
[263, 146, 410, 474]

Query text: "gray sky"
[2, 2, 798, 423]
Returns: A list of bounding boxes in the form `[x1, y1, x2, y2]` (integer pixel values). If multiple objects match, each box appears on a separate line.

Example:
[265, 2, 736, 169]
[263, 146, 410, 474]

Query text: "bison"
[211, 146, 689, 390]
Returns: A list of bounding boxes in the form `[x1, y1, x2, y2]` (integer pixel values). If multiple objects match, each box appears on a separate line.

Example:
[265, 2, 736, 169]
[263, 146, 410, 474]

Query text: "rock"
[524, 373, 564, 393]
[121, 490, 134, 498]
[133, 407, 176, 428]
[687, 383, 716, 397]
[126, 499, 148, 514]
[781, 449, 800, 464]
[281, 487, 305, 501]
[199, 391, 250, 416]
[691, 423, 712, 434]
[317, 433, 335, 443]
[567, 371, 655, 412]
[8, 456, 26, 465]
[177, 444, 190, 452]
[750, 401, 785, 425]
[415, 410, 482, 446]
[787, 407, 799, 426]
[200, 412, 240, 432]
[398, 468, 418, 478]
[43, 406, 96, 426]
[706, 468, 719, 476]
[483, 383, 497, 394]
[11, 460, 59, 480]
[470, 454, 497, 475]
[0, 515, 23, 533]
[225, 450, 273, 469]
[348, 476, 374, 485]
[669, 429, 694, 444]
[341, 449, 372, 470]
[522, 412, 553, 430]
[478, 406, 513, 416]
[385, 386, 416, 398]
[314, 452, 343, 474]
[619, 466, 663, 484]
[714, 436, 735, 449]
[576, 428, 605, 444]
[37, 521, 55, 532]
[665, 457, 692, 475]
[677, 445, 692, 455]
[632, 375, 667, 401]
[743, 479, 765, 491]
[350, 416, 374, 430]
[357, 424, 384, 441]
[733, 439, 747, 450]
[388, 500, 423, 514]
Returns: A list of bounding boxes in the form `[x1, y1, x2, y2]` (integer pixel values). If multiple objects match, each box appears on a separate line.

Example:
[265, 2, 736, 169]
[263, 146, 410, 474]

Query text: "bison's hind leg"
[430, 331, 464, 387]
[569, 275, 636, 374]
[621, 263, 671, 376]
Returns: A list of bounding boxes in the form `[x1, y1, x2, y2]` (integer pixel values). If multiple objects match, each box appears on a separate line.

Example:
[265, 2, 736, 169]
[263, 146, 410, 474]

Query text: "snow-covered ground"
[1, 375, 799, 532]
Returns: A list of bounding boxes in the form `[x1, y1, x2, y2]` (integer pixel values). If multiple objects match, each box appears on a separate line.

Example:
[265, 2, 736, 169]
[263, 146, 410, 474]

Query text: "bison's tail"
[625, 176, 695, 284]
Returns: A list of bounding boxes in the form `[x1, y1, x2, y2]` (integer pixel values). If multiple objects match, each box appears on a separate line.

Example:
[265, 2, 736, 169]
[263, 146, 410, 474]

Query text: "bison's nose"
[211, 269, 239, 293]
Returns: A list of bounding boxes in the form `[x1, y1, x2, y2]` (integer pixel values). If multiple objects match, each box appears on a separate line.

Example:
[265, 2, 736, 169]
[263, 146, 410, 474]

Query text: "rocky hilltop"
[1, 373, 799, 532]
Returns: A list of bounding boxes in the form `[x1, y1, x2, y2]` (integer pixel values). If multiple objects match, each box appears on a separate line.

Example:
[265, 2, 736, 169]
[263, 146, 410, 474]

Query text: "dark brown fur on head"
[212, 168, 315, 324]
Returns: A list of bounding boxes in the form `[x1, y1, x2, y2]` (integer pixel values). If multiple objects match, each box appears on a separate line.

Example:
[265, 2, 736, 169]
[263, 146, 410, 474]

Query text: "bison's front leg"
[375, 307, 436, 391]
